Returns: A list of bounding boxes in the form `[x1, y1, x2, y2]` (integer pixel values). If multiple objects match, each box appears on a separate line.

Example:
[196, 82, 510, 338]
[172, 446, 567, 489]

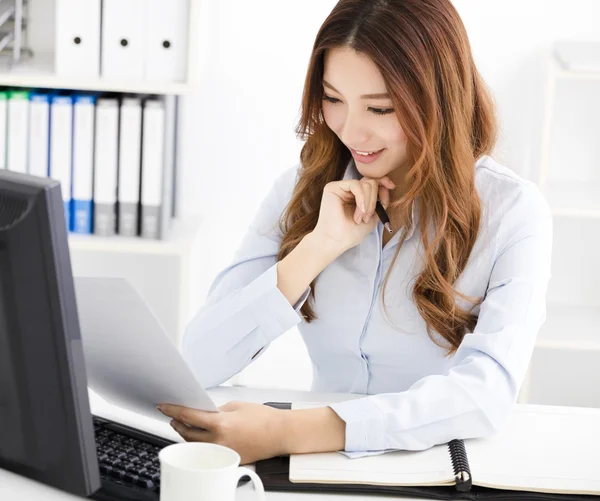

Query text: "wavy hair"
[277, 0, 498, 355]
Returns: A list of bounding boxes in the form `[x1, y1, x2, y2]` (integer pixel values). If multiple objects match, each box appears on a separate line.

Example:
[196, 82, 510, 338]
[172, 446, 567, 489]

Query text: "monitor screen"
[0, 170, 100, 496]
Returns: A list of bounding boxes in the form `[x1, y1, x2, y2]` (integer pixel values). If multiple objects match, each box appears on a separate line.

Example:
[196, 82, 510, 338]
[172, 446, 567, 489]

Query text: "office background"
[15, 1, 600, 404]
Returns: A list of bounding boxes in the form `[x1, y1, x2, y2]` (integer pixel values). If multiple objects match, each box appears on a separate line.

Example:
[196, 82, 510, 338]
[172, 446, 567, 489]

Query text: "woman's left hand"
[156, 401, 287, 465]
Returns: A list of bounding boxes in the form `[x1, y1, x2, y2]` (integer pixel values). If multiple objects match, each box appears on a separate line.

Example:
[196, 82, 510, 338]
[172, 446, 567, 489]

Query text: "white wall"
[177, 1, 600, 390]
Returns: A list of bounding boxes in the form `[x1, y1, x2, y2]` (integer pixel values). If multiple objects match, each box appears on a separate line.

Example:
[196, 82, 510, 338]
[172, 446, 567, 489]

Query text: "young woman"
[157, 0, 553, 464]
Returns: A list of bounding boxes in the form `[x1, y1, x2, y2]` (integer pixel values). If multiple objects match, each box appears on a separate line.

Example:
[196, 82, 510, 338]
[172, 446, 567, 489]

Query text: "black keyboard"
[93, 416, 174, 497]
[91, 416, 250, 501]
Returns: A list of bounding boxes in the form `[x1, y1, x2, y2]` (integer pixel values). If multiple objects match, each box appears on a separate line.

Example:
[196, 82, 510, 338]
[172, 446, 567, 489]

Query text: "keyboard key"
[99, 465, 112, 475]
[109, 468, 127, 480]
[135, 478, 155, 489]
[124, 472, 139, 484]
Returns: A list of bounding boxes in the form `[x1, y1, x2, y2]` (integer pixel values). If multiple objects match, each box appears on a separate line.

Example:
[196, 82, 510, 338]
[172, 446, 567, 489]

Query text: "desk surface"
[3, 386, 597, 501]
[0, 385, 400, 501]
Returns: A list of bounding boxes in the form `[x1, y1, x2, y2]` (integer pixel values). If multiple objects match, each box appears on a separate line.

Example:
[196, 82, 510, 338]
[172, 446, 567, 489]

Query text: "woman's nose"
[340, 111, 371, 149]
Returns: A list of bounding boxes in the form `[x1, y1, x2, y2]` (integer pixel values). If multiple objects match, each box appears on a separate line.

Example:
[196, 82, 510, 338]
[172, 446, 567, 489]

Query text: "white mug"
[159, 442, 265, 501]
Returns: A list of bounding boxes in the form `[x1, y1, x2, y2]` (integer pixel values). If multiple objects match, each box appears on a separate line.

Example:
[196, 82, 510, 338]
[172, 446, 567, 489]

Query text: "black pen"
[375, 200, 393, 234]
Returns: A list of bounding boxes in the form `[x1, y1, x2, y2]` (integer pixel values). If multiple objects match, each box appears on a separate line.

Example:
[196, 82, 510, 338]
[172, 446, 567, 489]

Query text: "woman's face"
[322, 47, 409, 186]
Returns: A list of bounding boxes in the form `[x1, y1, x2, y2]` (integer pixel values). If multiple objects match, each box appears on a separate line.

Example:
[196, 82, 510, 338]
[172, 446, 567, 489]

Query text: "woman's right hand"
[311, 176, 396, 253]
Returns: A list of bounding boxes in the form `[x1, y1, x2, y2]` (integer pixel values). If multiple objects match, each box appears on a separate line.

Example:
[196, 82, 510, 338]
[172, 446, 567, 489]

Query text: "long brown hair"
[277, 0, 497, 356]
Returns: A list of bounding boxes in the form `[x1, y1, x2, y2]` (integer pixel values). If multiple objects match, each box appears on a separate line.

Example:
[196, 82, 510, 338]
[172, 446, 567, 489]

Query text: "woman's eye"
[323, 95, 341, 104]
[369, 107, 395, 116]
[323, 95, 394, 116]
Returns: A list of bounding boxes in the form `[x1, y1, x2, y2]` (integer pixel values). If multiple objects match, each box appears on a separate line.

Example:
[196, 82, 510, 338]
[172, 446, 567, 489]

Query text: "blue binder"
[71, 93, 97, 234]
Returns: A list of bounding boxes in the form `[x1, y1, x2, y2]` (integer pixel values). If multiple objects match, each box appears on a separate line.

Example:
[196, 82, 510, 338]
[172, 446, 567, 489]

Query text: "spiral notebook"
[256, 403, 600, 500]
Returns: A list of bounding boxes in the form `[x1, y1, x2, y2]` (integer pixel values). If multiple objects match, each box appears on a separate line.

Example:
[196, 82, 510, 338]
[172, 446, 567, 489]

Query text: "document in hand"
[256, 403, 600, 500]
[74, 276, 219, 421]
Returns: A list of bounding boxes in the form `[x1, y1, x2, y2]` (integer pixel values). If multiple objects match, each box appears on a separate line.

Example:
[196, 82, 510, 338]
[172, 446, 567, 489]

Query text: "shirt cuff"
[328, 397, 387, 453]
[247, 262, 310, 343]
[292, 283, 311, 312]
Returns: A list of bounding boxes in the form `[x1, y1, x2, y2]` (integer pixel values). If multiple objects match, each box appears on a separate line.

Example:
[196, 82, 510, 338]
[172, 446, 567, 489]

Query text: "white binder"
[101, 0, 145, 80]
[28, 93, 50, 178]
[55, 0, 102, 78]
[140, 99, 165, 239]
[72, 95, 96, 234]
[49, 95, 74, 230]
[0, 93, 8, 169]
[118, 97, 142, 237]
[93, 98, 119, 236]
[7, 91, 29, 174]
[144, 0, 189, 82]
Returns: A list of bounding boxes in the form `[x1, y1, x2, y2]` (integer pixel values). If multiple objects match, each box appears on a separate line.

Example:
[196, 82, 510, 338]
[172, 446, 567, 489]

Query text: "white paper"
[290, 445, 454, 486]
[468, 405, 600, 495]
[74, 276, 219, 422]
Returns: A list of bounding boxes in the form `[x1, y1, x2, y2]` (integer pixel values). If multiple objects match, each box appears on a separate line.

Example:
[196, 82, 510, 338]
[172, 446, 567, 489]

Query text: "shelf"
[541, 179, 600, 218]
[536, 303, 600, 350]
[554, 65, 600, 82]
[68, 216, 203, 256]
[553, 41, 600, 81]
[0, 52, 195, 95]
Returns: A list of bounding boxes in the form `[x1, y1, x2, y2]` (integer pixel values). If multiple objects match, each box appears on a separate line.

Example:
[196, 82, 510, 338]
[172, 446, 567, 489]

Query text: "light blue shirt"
[182, 155, 553, 453]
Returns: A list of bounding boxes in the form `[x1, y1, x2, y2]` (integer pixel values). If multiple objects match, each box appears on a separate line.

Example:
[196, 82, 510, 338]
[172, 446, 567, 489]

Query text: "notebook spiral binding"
[448, 439, 472, 492]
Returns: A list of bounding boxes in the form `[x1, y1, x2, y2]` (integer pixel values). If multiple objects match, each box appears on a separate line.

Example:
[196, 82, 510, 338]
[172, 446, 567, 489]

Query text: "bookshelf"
[537, 45, 600, 213]
[69, 217, 205, 349]
[0, 0, 203, 95]
[0, 52, 195, 95]
[541, 179, 600, 218]
[518, 42, 600, 408]
[523, 303, 600, 407]
[0, 0, 206, 347]
[68, 217, 202, 256]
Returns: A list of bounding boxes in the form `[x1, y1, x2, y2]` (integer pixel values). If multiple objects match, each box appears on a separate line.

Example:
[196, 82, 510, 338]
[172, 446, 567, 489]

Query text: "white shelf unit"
[69, 217, 205, 349]
[0, 0, 207, 347]
[0, 0, 202, 95]
[519, 44, 600, 408]
[523, 304, 600, 408]
[0, 52, 195, 95]
[537, 49, 600, 218]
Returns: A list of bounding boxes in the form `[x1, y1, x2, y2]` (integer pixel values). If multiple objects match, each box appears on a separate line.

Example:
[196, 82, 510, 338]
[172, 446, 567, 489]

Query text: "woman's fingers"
[329, 180, 367, 223]
[170, 419, 213, 442]
[379, 176, 396, 190]
[328, 176, 396, 225]
[360, 180, 375, 223]
[378, 184, 391, 209]
[330, 180, 366, 210]
[361, 178, 395, 223]
[157, 404, 219, 431]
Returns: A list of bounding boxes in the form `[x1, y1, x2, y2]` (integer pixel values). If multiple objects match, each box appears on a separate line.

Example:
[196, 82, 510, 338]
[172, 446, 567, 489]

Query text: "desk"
[0, 385, 410, 501]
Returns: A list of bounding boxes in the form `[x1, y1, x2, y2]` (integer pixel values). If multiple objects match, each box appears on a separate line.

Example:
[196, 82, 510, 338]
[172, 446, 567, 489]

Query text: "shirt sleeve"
[329, 184, 553, 454]
[182, 166, 311, 389]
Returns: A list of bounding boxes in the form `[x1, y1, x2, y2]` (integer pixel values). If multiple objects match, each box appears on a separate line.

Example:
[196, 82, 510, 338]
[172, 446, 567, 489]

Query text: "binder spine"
[447, 439, 472, 492]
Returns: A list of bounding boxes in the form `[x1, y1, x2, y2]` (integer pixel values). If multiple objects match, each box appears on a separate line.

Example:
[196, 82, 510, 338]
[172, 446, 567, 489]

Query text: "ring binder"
[448, 439, 472, 492]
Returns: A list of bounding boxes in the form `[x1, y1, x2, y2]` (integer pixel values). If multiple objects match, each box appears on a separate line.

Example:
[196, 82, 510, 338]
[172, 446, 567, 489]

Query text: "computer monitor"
[0, 170, 101, 496]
